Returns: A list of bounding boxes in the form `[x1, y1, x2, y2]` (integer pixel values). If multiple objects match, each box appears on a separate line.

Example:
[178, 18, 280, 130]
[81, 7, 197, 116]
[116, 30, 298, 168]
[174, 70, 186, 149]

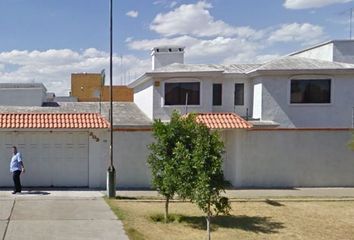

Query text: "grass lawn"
[106, 199, 354, 240]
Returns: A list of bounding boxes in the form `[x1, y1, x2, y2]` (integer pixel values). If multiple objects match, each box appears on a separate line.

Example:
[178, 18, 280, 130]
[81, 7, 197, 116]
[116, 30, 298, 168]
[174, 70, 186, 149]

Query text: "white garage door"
[0, 131, 89, 187]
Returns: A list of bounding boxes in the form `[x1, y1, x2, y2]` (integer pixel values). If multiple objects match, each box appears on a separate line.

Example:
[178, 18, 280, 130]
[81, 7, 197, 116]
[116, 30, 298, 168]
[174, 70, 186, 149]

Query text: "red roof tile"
[195, 112, 252, 129]
[0, 113, 110, 129]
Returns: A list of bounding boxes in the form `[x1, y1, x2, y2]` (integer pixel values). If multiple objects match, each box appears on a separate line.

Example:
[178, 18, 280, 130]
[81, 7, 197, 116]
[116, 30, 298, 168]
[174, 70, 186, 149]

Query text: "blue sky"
[0, 0, 353, 94]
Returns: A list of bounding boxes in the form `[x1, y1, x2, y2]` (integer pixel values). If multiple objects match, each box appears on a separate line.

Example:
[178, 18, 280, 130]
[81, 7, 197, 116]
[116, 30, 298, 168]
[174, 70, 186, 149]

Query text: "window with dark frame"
[164, 82, 200, 105]
[212, 83, 222, 106]
[290, 79, 331, 104]
[234, 83, 244, 105]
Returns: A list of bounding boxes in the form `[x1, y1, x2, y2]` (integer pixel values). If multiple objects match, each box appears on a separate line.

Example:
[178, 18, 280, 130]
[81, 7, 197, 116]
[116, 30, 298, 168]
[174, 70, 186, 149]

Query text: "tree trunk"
[165, 197, 170, 223]
[206, 203, 211, 240]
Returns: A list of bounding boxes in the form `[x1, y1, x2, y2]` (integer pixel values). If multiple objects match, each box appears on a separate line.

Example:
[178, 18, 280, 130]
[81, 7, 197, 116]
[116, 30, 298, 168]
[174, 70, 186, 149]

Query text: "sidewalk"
[116, 187, 354, 199]
[0, 190, 128, 240]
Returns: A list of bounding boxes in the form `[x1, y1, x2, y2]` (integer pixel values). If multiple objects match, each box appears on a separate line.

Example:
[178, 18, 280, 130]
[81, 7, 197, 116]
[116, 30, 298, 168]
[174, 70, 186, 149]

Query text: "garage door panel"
[0, 133, 14, 187]
[0, 131, 89, 187]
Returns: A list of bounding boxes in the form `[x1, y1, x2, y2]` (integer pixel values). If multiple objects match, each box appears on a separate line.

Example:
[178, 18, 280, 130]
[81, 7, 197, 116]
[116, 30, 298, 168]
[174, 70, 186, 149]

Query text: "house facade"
[0, 41, 353, 189]
[128, 41, 354, 188]
[130, 41, 354, 128]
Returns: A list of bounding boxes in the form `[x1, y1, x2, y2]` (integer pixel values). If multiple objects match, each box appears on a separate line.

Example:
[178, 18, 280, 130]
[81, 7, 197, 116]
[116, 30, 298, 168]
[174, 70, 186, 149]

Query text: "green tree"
[188, 123, 231, 240]
[147, 111, 196, 222]
[148, 110, 230, 236]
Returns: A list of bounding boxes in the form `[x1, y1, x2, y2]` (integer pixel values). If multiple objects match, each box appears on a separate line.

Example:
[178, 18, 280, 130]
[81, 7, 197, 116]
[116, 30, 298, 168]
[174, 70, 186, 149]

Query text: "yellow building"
[71, 73, 133, 102]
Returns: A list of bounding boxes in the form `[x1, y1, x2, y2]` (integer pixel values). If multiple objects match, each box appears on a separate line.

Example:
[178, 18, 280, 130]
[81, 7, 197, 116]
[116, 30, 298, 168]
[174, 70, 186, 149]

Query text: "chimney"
[151, 46, 185, 70]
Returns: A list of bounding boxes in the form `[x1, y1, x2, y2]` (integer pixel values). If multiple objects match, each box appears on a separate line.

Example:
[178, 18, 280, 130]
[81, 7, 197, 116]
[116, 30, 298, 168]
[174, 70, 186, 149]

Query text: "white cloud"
[170, 1, 178, 8]
[128, 35, 263, 63]
[153, 0, 179, 8]
[150, 1, 261, 39]
[268, 23, 326, 45]
[0, 49, 149, 95]
[284, 0, 352, 9]
[129, 21, 327, 64]
[128, 35, 200, 51]
[125, 37, 134, 43]
[126, 10, 139, 18]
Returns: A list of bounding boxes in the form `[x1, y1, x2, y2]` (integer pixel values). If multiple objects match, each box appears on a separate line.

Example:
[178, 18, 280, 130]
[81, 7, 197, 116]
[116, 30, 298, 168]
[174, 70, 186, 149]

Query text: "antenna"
[120, 55, 123, 84]
[337, 8, 354, 39]
[350, 8, 353, 39]
[185, 92, 189, 115]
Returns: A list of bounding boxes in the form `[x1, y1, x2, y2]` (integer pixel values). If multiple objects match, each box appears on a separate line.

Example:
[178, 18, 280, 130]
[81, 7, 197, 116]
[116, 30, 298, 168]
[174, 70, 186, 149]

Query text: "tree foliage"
[148, 110, 230, 236]
[147, 111, 197, 222]
[185, 121, 231, 240]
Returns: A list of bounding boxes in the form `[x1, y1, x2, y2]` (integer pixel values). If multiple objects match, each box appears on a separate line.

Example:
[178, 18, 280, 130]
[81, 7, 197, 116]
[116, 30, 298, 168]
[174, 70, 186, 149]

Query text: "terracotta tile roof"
[0, 113, 110, 129]
[195, 112, 252, 129]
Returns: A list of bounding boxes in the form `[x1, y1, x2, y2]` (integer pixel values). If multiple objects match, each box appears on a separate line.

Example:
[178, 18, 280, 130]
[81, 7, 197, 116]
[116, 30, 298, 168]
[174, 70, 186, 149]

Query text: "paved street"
[0, 190, 128, 240]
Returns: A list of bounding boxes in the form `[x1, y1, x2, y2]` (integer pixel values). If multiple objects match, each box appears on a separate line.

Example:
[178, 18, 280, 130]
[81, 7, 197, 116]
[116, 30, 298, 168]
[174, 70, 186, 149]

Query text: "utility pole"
[107, 0, 116, 198]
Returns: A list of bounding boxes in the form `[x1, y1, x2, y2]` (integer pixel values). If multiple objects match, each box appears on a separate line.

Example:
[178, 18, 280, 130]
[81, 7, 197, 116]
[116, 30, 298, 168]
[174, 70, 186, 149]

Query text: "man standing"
[10, 146, 25, 194]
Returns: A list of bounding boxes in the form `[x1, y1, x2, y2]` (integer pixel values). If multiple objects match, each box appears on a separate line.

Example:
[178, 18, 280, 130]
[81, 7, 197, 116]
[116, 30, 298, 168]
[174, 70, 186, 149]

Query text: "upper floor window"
[165, 82, 200, 105]
[213, 84, 222, 106]
[234, 83, 244, 105]
[290, 79, 331, 104]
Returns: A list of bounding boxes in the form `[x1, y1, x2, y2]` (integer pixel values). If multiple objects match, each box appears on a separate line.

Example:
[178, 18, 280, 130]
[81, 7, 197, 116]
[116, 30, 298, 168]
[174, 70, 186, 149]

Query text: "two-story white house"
[128, 41, 354, 188]
[130, 41, 354, 128]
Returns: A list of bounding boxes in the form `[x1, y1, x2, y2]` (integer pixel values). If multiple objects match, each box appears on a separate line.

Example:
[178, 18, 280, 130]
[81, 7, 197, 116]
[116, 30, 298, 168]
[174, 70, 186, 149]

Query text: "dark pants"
[12, 170, 22, 192]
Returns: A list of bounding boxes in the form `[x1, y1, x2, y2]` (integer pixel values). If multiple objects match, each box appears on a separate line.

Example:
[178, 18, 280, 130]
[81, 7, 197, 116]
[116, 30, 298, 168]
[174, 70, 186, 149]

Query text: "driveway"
[0, 190, 128, 240]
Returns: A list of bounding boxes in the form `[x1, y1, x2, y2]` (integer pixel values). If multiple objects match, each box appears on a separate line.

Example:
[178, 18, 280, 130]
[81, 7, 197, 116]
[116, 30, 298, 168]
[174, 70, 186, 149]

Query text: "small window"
[165, 82, 200, 105]
[290, 79, 331, 104]
[213, 84, 222, 106]
[234, 83, 244, 105]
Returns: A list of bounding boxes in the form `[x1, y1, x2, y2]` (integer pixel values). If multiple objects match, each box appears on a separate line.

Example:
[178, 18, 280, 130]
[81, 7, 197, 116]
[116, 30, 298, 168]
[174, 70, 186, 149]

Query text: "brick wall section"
[71, 73, 133, 102]
[101, 86, 133, 102]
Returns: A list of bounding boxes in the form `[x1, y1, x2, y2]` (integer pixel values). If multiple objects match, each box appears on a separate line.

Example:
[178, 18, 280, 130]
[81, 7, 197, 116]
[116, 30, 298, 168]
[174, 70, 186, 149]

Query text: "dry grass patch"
[106, 199, 354, 240]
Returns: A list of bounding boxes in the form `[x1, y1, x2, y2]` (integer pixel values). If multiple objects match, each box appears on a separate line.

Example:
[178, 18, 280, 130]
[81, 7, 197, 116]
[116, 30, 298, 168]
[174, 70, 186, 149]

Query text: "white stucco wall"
[254, 75, 354, 128]
[252, 83, 262, 119]
[134, 80, 154, 119]
[0, 129, 153, 189]
[0, 88, 45, 106]
[224, 129, 354, 188]
[214, 76, 252, 117]
[114, 131, 153, 188]
[88, 130, 153, 189]
[291, 43, 334, 62]
[151, 76, 252, 120]
[152, 52, 184, 70]
[88, 130, 110, 188]
[291, 41, 354, 64]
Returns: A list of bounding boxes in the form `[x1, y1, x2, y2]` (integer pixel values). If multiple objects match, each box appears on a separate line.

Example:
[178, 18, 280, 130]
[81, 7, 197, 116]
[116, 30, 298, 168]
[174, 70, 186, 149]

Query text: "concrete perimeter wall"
[114, 131, 153, 188]
[89, 130, 153, 189]
[224, 129, 354, 188]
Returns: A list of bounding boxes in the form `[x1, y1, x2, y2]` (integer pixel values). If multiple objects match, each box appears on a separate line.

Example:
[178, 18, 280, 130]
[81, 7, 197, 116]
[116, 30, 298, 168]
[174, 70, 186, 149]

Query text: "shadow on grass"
[265, 199, 284, 207]
[126, 228, 145, 240]
[179, 215, 285, 233]
[115, 195, 138, 200]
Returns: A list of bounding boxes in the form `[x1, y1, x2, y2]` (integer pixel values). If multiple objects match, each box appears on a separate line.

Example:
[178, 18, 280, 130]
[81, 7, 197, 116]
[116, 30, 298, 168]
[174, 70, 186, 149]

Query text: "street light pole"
[107, 0, 116, 198]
